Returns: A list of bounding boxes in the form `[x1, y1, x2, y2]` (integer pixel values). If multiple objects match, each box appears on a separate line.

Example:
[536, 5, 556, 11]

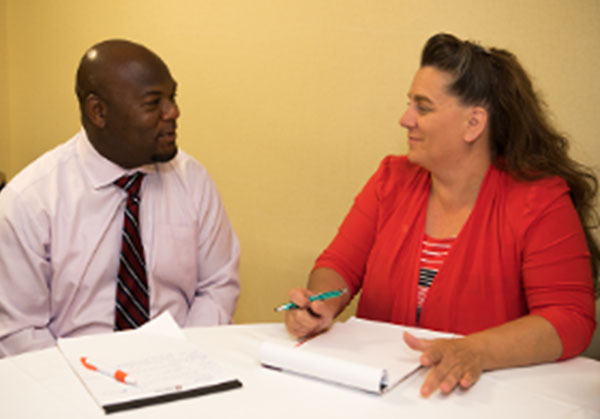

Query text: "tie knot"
[114, 172, 145, 197]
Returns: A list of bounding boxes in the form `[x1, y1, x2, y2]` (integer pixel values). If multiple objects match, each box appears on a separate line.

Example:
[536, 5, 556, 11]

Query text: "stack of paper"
[58, 312, 242, 414]
[260, 317, 454, 394]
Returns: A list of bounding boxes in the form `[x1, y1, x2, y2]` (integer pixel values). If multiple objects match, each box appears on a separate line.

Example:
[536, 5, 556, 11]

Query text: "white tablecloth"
[1, 323, 599, 418]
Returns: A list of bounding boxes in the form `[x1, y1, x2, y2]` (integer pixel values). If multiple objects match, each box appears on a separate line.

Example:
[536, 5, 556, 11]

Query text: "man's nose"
[162, 99, 180, 120]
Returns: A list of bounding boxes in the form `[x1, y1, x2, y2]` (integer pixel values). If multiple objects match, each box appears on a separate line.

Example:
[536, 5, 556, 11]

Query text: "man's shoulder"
[6, 134, 80, 194]
[170, 148, 205, 169]
[152, 149, 217, 197]
[161, 149, 209, 180]
[150, 150, 225, 214]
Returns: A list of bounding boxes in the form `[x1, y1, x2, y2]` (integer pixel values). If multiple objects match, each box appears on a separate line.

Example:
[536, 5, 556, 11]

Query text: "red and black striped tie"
[114, 172, 150, 330]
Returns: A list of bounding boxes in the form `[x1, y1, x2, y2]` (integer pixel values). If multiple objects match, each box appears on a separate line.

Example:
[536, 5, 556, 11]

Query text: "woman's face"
[399, 66, 474, 172]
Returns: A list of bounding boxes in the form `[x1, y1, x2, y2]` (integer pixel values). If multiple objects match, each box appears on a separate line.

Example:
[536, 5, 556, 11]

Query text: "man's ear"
[464, 106, 488, 143]
[84, 94, 107, 128]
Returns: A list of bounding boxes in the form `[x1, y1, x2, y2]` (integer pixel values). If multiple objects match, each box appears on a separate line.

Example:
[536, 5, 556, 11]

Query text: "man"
[0, 40, 240, 357]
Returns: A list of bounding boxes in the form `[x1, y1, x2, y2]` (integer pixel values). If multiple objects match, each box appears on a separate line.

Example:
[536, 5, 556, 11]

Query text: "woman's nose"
[399, 106, 415, 129]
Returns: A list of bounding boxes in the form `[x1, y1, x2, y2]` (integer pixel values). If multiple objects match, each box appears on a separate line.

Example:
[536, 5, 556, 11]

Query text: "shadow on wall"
[0, 172, 5, 191]
[582, 298, 600, 360]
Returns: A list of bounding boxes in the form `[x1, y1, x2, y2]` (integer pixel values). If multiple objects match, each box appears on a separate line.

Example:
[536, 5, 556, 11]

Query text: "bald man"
[0, 40, 240, 357]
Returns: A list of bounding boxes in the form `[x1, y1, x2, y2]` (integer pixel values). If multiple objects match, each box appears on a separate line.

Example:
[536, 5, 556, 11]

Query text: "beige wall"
[0, 0, 8, 181]
[4, 1, 600, 328]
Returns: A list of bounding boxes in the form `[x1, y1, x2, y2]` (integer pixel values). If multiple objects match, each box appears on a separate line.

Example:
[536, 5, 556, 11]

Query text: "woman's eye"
[416, 104, 431, 114]
[406, 100, 431, 114]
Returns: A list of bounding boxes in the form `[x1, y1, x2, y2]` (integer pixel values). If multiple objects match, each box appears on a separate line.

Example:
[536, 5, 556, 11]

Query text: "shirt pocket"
[151, 224, 199, 298]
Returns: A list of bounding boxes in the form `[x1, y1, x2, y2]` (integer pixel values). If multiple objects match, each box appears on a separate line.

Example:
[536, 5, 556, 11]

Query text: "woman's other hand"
[404, 332, 483, 397]
[403, 315, 562, 397]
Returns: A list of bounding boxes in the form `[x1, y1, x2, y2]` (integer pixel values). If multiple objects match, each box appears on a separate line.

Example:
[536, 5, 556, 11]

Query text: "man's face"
[102, 59, 180, 168]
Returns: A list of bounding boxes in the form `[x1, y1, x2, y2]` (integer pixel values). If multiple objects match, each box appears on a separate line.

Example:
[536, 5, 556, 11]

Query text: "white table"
[1, 323, 599, 418]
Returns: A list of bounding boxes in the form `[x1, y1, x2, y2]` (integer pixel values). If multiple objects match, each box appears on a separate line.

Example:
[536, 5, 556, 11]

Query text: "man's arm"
[0, 189, 55, 357]
[184, 174, 240, 326]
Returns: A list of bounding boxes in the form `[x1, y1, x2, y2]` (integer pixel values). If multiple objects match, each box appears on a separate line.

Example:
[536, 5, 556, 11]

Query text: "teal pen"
[274, 288, 348, 312]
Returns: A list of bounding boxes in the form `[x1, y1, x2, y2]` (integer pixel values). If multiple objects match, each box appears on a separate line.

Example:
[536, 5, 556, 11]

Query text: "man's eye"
[144, 99, 161, 108]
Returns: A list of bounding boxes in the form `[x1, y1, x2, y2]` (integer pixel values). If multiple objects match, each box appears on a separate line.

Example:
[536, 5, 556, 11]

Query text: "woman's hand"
[403, 315, 563, 397]
[403, 332, 484, 397]
[284, 288, 336, 338]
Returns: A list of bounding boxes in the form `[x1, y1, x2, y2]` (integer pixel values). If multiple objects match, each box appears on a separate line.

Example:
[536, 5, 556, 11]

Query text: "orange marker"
[80, 356, 137, 385]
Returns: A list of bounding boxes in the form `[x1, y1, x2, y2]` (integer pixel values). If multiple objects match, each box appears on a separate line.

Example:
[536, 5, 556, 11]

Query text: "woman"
[285, 33, 598, 397]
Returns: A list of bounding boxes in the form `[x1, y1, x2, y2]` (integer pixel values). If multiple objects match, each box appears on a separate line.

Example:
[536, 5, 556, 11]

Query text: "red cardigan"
[314, 156, 596, 359]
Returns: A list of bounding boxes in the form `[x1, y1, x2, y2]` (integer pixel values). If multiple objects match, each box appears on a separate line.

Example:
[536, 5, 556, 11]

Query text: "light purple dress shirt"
[0, 129, 240, 357]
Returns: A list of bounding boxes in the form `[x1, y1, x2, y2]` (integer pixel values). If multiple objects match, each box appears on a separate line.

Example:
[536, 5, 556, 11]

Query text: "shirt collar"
[76, 128, 158, 189]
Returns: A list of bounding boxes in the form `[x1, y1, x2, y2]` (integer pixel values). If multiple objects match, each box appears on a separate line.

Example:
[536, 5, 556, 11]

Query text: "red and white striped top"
[417, 234, 455, 323]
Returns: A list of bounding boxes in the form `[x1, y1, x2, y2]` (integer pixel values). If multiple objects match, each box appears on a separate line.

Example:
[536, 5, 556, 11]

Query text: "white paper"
[58, 312, 240, 410]
[261, 340, 387, 393]
[259, 317, 431, 393]
[136, 310, 187, 340]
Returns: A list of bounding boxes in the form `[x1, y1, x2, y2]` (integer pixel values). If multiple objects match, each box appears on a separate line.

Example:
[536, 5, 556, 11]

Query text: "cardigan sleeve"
[519, 178, 596, 359]
[313, 157, 392, 294]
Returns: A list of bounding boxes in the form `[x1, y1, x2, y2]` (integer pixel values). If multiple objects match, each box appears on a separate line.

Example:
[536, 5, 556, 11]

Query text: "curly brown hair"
[421, 33, 599, 295]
